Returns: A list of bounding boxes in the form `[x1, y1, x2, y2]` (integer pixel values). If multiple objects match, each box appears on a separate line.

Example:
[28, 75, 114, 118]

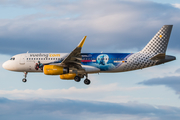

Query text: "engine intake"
[44, 65, 68, 75]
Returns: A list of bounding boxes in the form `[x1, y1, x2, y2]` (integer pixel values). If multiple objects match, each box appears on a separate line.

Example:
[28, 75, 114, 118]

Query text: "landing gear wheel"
[84, 79, 91, 85]
[22, 78, 27, 83]
[74, 76, 81, 82]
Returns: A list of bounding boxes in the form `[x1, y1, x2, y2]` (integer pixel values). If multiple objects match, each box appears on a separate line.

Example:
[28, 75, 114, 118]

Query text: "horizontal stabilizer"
[150, 53, 165, 60]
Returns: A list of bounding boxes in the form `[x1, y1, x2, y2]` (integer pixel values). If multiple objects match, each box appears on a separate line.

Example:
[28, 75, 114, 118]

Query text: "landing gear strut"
[22, 72, 28, 83]
[84, 74, 91, 85]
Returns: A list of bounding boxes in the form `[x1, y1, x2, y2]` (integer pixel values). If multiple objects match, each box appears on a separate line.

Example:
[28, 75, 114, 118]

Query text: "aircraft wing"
[59, 36, 87, 69]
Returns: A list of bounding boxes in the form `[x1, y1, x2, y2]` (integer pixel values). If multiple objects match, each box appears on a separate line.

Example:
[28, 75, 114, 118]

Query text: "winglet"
[78, 36, 87, 48]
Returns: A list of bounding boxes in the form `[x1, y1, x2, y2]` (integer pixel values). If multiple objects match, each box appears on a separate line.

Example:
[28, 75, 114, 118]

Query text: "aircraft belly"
[82, 65, 100, 73]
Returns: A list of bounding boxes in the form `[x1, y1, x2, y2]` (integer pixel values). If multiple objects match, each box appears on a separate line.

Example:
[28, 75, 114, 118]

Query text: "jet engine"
[60, 73, 76, 80]
[43, 65, 68, 75]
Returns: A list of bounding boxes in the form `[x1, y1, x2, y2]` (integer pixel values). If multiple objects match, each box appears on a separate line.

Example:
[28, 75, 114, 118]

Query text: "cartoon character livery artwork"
[35, 61, 43, 70]
[81, 53, 129, 71]
[2, 25, 176, 85]
[97, 54, 108, 65]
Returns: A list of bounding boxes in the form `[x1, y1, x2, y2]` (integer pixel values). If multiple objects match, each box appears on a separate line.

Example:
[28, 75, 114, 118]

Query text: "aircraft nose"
[2, 61, 9, 70]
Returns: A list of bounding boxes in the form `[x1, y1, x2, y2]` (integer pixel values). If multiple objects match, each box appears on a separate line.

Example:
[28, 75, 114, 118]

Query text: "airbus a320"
[2, 25, 176, 85]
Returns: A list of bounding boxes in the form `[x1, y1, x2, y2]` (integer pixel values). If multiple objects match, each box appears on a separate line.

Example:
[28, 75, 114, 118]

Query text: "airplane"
[2, 25, 176, 85]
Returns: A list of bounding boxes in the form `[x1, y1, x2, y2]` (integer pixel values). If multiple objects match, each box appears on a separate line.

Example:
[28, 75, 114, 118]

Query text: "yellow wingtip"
[78, 36, 87, 48]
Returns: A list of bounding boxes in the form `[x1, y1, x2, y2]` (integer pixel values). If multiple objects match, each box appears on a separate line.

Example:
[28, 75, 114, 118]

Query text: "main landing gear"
[74, 74, 91, 85]
[84, 79, 90, 85]
[74, 76, 81, 82]
[22, 72, 28, 83]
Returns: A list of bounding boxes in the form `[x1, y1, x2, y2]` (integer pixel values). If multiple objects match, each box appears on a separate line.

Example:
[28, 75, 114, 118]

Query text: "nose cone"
[2, 61, 13, 71]
[2, 61, 18, 71]
[2, 61, 9, 70]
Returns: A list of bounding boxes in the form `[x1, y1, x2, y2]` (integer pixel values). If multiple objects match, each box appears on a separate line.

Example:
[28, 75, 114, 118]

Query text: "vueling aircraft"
[2, 25, 176, 85]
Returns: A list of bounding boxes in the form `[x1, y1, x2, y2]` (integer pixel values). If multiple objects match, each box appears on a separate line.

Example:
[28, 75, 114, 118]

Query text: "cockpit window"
[10, 57, 15, 60]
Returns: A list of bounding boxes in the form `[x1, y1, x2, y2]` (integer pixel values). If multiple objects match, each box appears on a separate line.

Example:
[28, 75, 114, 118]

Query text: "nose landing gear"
[22, 72, 28, 83]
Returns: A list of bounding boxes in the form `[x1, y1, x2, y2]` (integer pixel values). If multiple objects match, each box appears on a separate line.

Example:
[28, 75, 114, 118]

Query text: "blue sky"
[1, 0, 180, 120]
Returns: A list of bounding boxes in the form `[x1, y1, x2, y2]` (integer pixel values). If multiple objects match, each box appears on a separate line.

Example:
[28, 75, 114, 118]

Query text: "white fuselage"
[2, 52, 176, 74]
[3, 53, 68, 72]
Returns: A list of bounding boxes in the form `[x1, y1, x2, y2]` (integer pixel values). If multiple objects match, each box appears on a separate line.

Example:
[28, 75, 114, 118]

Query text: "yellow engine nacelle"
[60, 73, 76, 80]
[43, 65, 68, 75]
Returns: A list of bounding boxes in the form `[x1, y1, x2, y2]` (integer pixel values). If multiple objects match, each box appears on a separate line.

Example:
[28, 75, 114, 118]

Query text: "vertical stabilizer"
[140, 25, 173, 54]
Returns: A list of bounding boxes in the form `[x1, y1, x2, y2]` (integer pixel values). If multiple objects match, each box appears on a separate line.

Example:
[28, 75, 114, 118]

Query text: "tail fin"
[140, 25, 173, 54]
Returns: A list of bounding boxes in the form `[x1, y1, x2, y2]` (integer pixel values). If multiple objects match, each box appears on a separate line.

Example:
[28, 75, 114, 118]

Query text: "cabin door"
[20, 55, 25, 65]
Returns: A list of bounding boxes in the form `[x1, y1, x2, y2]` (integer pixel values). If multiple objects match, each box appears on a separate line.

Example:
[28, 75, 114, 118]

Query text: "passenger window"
[34, 58, 36, 60]
[41, 58, 43, 60]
